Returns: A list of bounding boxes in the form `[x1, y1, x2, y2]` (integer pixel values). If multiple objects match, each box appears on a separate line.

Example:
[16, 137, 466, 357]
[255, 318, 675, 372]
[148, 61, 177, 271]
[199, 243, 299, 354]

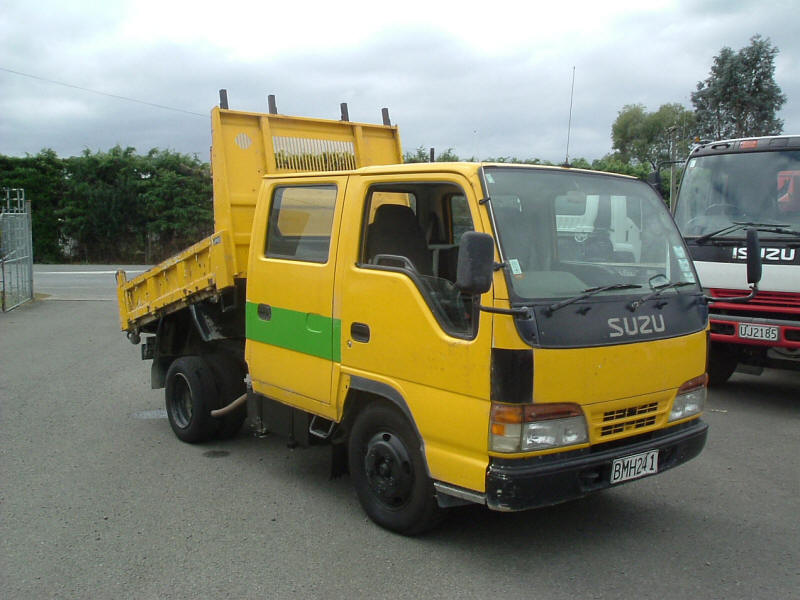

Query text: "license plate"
[738, 323, 779, 341]
[610, 450, 658, 484]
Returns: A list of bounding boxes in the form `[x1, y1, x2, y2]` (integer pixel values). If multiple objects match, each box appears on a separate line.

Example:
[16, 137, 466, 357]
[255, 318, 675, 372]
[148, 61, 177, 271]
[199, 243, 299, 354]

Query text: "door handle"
[351, 322, 370, 343]
[257, 303, 272, 321]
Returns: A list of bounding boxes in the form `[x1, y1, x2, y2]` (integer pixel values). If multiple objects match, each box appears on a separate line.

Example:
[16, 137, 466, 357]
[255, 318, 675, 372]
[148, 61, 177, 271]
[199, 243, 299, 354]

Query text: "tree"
[691, 35, 786, 140]
[55, 147, 212, 263]
[590, 156, 650, 180]
[140, 149, 213, 262]
[59, 146, 147, 262]
[0, 150, 67, 261]
[403, 146, 461, 163]
[611, 104, 648, 165]
[611, 103, 695, 171]
[1, 147, 213, 263]
[403, 146, 431, 163]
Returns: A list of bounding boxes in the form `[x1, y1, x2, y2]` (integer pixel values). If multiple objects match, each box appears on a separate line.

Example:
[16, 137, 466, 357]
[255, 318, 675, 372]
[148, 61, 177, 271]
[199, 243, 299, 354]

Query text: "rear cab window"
[265, 185, 338, 263]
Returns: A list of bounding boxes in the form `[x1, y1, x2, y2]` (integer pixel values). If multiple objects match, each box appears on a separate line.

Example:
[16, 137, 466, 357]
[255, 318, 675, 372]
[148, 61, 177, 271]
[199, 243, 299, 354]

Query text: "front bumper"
[709, 313, 800, 349]
[486, 419, 708, 512]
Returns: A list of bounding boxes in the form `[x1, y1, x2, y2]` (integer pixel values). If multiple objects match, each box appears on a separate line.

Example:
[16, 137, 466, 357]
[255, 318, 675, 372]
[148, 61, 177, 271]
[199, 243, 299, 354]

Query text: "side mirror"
[746, 227, 762, 285]
[456, 232, 495, 295]
[704, 227, 762, 304]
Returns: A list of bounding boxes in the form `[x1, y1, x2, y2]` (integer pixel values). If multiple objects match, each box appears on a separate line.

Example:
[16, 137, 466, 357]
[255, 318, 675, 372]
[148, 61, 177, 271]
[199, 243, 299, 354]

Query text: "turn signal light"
[490, 402, 588, 453]
[670, 374, 708, 422]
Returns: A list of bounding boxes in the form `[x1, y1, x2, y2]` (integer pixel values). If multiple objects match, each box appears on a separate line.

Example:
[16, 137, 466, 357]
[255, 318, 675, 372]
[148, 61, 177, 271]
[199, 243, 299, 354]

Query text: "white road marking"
[37, 270, 146, 275]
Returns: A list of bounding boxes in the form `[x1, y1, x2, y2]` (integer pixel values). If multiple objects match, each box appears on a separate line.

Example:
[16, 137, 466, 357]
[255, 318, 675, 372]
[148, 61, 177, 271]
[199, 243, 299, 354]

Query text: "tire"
[348, 402, 442, 535]
[165, 356, 220, 443]
[206, 353, 247, 439]
[708, 344, 738, 385]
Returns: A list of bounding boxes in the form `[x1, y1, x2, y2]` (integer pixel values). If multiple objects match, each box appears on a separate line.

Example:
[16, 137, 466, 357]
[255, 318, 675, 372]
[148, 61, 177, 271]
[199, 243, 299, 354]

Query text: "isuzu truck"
[672, 135, 800, 383]
[117, 93, 755, 534]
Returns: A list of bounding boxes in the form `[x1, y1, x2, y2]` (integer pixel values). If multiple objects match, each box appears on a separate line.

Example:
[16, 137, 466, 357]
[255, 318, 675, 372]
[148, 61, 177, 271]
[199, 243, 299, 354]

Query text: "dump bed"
[116, 230, 237, 332]
[117, 104, 403, 333]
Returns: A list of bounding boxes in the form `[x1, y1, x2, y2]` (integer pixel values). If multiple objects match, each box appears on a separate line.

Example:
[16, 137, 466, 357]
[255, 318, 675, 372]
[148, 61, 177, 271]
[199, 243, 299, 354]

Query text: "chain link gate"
[1, 188, 34, 311]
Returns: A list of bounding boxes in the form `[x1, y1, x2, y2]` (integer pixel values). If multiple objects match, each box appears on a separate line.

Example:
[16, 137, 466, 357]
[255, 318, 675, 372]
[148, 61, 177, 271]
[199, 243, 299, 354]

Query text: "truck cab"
[672, 136, 800, 383]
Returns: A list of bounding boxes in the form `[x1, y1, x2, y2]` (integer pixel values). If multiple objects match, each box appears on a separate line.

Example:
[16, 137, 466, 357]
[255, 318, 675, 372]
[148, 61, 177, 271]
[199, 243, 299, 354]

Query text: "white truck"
[672, 135, 800, 383]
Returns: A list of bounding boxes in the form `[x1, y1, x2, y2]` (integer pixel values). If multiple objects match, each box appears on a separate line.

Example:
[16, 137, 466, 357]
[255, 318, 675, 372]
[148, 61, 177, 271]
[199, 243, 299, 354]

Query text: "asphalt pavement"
[1, 266, 798, 599]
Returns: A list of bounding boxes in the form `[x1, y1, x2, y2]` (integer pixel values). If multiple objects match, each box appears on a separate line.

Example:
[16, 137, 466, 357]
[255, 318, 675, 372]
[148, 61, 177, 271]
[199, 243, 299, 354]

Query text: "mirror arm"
[478, 305, 533, 319]
[704, 284, 758, 304]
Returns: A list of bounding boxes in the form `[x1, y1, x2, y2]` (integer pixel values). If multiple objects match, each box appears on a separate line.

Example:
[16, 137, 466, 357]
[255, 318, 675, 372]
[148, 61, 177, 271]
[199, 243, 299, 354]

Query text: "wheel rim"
[170, 373, 193, 428]
[363, 431, 414, 508]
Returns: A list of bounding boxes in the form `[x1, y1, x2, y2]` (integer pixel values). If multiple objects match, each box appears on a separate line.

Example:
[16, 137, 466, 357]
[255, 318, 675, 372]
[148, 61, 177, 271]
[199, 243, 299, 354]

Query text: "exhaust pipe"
[211, 393, 247, 417]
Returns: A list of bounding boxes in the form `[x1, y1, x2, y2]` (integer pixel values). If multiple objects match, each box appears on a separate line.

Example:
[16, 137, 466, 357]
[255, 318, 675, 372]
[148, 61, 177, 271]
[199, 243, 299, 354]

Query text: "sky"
[1, 0, 799, 164]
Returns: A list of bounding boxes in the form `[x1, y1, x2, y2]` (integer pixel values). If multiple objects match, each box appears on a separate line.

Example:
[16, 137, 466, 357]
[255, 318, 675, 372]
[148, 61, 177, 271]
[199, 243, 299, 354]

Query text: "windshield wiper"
[753, 224, 800, 238]
[545, 284, 642, 315]
[694, 221, 800, 244]
[628, 281, 695, 312]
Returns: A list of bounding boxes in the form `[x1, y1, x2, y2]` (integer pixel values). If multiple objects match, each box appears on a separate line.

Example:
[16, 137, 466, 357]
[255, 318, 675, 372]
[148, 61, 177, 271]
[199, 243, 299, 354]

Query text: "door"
[333, 173, 494, 490]
[245, 178, 346, 411]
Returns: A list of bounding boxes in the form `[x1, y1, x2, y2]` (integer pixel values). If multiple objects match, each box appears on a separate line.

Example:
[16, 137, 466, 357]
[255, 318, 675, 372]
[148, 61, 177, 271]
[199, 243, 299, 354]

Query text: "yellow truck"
[117, 93, 741, 534]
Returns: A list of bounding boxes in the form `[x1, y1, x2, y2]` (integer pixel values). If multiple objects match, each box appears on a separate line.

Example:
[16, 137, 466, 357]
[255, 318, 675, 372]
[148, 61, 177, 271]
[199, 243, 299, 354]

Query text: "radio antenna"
[565, 66, 576, 166]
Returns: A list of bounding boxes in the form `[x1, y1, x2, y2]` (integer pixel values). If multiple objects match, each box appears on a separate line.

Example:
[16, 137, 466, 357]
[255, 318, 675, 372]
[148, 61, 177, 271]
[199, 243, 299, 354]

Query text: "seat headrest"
[372, 204, 418, 230]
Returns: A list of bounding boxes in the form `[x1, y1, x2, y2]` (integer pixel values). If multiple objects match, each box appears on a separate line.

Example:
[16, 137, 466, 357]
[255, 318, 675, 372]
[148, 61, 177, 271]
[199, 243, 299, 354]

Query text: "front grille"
[711, 289, 800, 306]
[709, 289, 800, 331]
[786, 329, 800, 342]
[601, 415, 657, 436]
[603, 402, 658, 421]
[710, 289, 800, 311]
[710, 321, 736, 335]
[600, 402, 659, 437]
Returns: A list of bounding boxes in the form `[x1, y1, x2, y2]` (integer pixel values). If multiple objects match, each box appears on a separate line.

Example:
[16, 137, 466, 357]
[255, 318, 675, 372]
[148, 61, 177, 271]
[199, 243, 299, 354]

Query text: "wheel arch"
[150, 307, 246, 390]
[340, 376, 431, 478]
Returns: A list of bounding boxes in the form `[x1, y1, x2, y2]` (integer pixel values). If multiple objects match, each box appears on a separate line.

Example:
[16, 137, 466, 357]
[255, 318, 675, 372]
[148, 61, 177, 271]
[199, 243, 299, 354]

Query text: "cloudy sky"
[1, 0, 798, 164]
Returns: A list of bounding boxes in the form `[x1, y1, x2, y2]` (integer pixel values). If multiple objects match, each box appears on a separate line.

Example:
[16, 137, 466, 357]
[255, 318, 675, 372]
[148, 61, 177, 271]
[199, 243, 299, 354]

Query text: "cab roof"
[691, 134, 800, 157]
[262, 161, 638, 181]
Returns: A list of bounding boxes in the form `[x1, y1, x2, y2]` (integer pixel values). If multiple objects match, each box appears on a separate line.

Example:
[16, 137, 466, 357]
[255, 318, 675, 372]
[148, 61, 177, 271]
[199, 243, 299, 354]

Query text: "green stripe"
[246, 302, 341, 362]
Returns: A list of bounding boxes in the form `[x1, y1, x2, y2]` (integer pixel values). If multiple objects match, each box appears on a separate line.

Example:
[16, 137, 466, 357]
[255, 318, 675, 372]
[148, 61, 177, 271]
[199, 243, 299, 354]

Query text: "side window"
[361, 182, 478, 339]
[368, 191, 417, 223]
[363, 191, 425, 273]
[265, 185, 337, 263]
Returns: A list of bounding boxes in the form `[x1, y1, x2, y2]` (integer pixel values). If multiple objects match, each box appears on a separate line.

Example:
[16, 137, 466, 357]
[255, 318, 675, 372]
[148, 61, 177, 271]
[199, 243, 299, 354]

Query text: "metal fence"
[1, 188, 34, 311]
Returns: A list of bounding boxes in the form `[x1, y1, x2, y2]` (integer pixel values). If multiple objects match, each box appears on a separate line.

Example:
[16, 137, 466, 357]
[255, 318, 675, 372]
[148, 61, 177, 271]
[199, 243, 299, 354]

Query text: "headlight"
[490, 403, 588, 453]
[669, 374, 708, 422]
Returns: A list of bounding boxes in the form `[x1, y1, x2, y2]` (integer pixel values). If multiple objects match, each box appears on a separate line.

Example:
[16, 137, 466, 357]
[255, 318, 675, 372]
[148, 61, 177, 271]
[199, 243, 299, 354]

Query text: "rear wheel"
[348, 402, 442, 535]
[165, 356, 219, 443]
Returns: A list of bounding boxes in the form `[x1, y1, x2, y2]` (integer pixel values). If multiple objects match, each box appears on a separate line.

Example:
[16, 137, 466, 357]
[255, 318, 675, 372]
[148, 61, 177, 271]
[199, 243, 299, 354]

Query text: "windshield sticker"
[688, 159, 696, 169]
[485, 173, 495, 184]
[673, 245, 686, 259]
[508, 258, 522, 275]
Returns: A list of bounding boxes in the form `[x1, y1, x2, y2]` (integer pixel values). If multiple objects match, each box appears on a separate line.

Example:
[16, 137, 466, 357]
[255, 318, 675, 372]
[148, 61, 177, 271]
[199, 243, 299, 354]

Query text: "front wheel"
[165, 356, 219, 443]
[348, 402, 442, 535]
[708, 344, 738, 385]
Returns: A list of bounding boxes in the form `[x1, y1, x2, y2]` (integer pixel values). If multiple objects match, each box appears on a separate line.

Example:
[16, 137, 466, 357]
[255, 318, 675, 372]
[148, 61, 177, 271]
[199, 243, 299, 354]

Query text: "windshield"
[483, 166, 697, 300]
[674, 150, 800, 238]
